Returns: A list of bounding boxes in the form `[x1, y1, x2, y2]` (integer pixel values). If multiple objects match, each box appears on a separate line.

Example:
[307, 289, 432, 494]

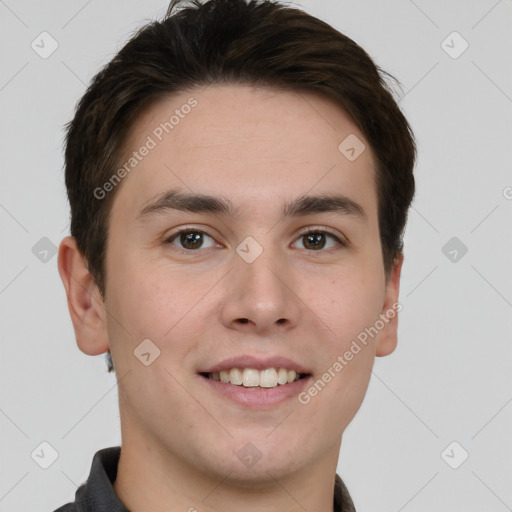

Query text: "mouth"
[198, 370, 313, 408]
[196, 356, 313, 407]
[199, 370, 311, 388]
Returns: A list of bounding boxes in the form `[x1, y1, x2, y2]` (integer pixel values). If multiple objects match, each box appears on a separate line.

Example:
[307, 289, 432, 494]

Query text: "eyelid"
[164, 224, 348, 251]
[165, 224, 216, 238]
[295, 225, 348, 246]
[163, 225, 218, 247]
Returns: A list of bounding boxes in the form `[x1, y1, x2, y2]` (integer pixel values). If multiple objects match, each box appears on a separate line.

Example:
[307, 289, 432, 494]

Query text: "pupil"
[181, 231, 202, 249]
[305, 232, 325, 250]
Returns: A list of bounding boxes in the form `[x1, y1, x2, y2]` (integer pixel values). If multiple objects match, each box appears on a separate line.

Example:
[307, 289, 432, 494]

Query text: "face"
[66, 84, 402, 483]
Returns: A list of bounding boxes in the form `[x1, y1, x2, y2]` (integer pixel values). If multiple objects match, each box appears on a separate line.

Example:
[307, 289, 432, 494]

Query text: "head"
[58, 0, 415, 484]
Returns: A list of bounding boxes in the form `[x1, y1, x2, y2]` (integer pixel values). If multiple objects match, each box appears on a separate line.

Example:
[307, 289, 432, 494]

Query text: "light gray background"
[1, 1, 511, 511]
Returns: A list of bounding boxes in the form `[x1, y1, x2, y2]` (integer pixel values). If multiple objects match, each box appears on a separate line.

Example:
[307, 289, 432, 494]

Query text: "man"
[55, 0, 416, 510]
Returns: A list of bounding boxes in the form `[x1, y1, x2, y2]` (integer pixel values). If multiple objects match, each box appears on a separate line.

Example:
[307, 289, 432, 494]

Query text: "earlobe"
[375, 253, 404, 357]
[57, 236, 110, 356]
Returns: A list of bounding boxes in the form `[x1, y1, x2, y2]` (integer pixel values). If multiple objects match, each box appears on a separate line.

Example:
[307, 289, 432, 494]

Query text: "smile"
[202, 367, 309, 388]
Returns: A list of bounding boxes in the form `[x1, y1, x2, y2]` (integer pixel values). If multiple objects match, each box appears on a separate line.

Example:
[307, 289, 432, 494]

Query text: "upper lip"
[199, 355, 312, 374]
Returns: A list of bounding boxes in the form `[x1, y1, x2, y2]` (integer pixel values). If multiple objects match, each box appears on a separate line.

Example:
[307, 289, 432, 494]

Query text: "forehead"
[112, 83, 378, 224]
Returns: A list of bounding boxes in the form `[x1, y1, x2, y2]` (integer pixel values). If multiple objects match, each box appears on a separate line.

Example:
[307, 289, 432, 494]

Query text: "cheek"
[107, 252, 217, 344]
[313, 269, 382, 415]
[301, 266, 384, 345]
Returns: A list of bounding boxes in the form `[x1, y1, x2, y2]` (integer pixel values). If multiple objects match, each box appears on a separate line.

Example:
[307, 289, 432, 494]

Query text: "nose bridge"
[236, 233, 287, 303]
[221, 231, 300, 332]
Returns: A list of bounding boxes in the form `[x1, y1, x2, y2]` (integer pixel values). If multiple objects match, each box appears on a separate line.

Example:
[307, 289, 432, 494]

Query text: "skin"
[58, 83, 403, 512]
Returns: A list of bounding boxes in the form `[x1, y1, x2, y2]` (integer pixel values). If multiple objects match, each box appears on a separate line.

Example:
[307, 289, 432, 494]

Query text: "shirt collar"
[71, 446, 128, 512]
[64, 446, 356, 511]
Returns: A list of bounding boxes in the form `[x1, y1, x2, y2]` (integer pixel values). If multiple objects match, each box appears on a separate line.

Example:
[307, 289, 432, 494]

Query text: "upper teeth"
[209, 368, 303, 388]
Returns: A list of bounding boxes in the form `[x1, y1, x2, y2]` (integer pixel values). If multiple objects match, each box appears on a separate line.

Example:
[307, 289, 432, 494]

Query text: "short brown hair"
[63, 0, 416, 373]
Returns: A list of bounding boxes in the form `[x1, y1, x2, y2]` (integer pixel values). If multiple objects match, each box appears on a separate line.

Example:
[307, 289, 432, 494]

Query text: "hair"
[63, 0, 416, 374]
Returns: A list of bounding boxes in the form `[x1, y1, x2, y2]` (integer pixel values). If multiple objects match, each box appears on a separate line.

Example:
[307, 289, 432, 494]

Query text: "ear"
[57, 236, 110, 356]
[375, 252, 404, 357]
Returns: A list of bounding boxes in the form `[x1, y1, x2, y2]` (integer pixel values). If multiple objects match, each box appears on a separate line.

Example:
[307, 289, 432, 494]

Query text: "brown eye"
[303, 232, 327, 250]
[165, 229, 216, 251]
[293, 230, 344, 251]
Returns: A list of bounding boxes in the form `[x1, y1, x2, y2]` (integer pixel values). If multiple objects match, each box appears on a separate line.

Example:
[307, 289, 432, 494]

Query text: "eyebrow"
[137, 187, 367, 222]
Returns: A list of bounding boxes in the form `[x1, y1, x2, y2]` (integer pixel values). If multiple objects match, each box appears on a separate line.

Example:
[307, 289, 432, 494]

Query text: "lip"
[198, 355, 312, 374]
[199, 373, 313, 408]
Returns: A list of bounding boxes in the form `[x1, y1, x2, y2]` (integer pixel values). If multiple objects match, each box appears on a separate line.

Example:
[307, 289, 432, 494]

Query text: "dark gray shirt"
[53, 446, 356, 511]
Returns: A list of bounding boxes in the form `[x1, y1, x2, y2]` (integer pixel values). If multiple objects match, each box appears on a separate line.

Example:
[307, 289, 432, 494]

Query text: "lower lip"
[198, 374, 312, 408]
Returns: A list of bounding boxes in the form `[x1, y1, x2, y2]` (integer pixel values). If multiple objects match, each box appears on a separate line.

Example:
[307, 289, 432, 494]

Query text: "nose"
[219, 242, 301, 337]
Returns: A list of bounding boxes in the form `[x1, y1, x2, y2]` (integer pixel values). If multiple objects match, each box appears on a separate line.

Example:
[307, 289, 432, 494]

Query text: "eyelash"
[163, 226, 346, 254]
